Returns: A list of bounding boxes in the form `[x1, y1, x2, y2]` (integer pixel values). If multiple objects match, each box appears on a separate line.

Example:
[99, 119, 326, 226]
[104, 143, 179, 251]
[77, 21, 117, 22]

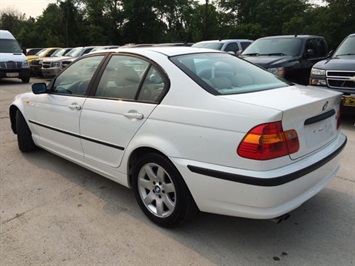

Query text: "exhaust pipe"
[270, 213, 290, 224]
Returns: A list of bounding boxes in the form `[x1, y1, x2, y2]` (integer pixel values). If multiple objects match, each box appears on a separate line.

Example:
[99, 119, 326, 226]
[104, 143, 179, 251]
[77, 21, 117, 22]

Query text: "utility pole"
[205, 0, 208, 40]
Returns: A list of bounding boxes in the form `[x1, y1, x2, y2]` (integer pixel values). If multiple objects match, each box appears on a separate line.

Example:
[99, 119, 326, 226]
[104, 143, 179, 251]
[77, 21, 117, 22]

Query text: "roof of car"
[258, 35, 325, 40]
[194, 39, 253, 44]
[91, 46, 222, 57]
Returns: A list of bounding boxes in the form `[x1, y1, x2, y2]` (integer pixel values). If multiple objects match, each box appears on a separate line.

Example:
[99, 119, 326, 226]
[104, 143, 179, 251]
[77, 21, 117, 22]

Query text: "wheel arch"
[126, 146, 196, 203]
[9, 105, 19, 134]
[127, 147, 167, 188]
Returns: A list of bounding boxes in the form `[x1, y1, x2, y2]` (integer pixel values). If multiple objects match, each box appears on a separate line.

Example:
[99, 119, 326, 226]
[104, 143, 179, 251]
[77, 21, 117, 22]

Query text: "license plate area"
[305, 116, 336, 148]
[6, 73, 19, 77]
[343, 95, 355, 107]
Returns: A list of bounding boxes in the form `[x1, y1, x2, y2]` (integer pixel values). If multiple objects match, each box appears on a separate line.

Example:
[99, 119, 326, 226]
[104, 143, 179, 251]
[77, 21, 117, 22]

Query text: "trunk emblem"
[322, 101, 328, 111]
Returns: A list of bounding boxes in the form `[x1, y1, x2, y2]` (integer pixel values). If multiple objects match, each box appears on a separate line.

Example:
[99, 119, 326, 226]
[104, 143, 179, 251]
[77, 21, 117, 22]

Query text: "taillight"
[237, 121, 299, 160]
[337, 104, 341, 129]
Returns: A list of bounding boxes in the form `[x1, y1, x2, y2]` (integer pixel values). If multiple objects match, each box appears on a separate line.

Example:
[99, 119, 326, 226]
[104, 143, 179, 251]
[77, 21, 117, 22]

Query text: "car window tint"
[240, 42, 251, 51]
[224, 42, 239, 53]
[95, 55, 149, 100]
[171, 53, 289, 95]
[52, 55, 104, 96]
[243, 38, 302, 56]
[138, 67, 166, 102]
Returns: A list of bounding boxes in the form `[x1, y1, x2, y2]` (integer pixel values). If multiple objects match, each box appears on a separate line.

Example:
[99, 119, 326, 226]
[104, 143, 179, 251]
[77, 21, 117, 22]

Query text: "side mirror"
[32, 83, 48, 94]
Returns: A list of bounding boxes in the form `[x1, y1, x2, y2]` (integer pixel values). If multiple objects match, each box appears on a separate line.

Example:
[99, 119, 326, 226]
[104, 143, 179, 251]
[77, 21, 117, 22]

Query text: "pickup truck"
[242, 35, 329, 85]
[309, 33, 355, 110]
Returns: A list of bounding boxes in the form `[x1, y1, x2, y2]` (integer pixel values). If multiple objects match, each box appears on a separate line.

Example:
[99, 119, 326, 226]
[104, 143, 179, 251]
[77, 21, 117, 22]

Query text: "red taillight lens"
[237, 121, 299, 160]
[337, 105, 341, 129]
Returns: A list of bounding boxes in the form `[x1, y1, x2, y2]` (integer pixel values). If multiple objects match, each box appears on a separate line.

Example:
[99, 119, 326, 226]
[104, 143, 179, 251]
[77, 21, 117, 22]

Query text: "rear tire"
[16, 110, 37, 152]
[132, 153, 197, 227]
[21, 77, 30, 83]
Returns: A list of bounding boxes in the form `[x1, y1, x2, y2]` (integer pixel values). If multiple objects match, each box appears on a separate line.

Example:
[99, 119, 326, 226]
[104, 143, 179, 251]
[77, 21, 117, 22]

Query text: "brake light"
[237, 121, 299, 160]
[337, 105, 341, 129]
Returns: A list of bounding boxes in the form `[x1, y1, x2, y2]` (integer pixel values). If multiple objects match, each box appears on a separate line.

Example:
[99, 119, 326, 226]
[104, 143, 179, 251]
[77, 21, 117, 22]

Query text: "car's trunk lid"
[220, 85, 342, 160]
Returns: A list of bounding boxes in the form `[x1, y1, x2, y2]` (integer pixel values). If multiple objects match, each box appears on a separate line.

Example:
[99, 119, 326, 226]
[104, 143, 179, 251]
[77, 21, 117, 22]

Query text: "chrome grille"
[326, 70, 355, 90]
[0, 61, 22, 69]
[42, 62, 51, 69]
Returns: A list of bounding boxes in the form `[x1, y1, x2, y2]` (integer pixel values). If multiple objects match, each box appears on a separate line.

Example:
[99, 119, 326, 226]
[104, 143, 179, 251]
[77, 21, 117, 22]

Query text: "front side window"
[52, 55, 104, 96]
[170, 53, 289, 95]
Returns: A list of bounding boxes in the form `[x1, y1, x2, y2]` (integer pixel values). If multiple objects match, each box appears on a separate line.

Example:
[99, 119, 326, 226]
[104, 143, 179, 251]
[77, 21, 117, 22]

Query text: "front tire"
[16, 110, 37, 152]
[132, 153, 197, 227]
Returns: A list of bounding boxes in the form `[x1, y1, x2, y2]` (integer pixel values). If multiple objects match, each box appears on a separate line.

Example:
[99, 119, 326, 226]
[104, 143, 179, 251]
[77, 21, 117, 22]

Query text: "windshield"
[51, 48, 71, 57]
[192, 42, 223, 50]
[334, 35, 355, 56]
[65, 47, 84, 57]
[0, 39, 22, 53]
[243, 38, 302, 56]
[170, 53, 289, 95]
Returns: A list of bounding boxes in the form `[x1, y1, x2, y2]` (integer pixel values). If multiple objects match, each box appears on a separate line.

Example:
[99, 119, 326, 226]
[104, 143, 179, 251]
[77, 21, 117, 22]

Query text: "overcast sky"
[1, 0, 326, 19]
[1, 0, 57, 18]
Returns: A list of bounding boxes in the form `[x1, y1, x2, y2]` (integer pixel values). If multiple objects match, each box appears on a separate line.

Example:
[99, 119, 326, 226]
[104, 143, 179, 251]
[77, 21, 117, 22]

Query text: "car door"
[32, 55, 105, 156]
[300, 38, 328, 83]
[80, 54, 167, 168]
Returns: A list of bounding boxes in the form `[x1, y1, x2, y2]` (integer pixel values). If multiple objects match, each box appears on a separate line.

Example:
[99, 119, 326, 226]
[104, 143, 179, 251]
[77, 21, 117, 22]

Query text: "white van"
[0, 30, 30, 83]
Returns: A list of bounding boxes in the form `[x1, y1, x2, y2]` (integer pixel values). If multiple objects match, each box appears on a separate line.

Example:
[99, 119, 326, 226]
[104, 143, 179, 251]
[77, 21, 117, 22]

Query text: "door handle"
[68, 103, 81, 111]
[123, 112, 144, 120]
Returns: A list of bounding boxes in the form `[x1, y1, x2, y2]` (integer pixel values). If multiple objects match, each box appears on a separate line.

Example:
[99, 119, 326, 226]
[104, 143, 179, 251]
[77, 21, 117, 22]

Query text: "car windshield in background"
[170, 53, 289, 95]
[0, 39, 22, 53]
[51, 48, 69, 57]
[192, 42, 224, 50]
[243, 38, 302, 56]
[334, 36, 355, 56]
[65, 47, 84, 57]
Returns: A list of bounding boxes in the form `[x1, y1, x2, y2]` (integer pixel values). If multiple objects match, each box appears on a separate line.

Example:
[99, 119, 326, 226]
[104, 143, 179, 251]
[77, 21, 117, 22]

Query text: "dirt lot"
[1, 78, 354, 265]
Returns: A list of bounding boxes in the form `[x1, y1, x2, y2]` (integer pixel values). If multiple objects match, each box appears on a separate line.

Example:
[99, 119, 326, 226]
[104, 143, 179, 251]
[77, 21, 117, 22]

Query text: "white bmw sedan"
[9, 47, 347, 227]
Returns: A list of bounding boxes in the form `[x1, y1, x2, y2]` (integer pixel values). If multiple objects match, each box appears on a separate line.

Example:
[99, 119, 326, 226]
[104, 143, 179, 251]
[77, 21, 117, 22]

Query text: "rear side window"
[170, 53, 289, 95]
[95, 55, 167, 102]
[240, 41, 252, 51]
[224, 42, 239, 53]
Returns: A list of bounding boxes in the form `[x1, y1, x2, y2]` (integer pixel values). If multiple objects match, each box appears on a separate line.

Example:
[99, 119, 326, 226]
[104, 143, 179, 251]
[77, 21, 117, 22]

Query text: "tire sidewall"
[132, 153, 188, 227]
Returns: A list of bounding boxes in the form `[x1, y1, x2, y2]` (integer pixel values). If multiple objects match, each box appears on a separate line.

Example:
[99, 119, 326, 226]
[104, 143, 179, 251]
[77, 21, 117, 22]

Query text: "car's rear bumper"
[172, 133, 347, 219]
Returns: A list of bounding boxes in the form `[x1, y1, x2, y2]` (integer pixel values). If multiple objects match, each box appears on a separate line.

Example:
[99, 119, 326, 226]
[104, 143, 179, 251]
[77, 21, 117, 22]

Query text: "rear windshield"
[170, 53, 289, 95]
[243, 38, 302, 56]
[192, 42, 224, 50]
[0, 39, 22, 53]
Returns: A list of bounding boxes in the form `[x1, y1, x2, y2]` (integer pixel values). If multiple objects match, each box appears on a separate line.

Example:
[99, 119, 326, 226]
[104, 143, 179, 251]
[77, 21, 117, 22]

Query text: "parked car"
[242, 35, 328, 85]
[41, 48, 73, 78]
[88, 45, 120, 53]
[28, 47, 62, 76]
[192, 39, 253, 54]
[9, 47, 347, 227]
[60, 46, 95, 69]
[0, 30, 30, 83]
[154, 43, 194, 47]
[309, 33, 355, 110]
[25, 48, 43, 56]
